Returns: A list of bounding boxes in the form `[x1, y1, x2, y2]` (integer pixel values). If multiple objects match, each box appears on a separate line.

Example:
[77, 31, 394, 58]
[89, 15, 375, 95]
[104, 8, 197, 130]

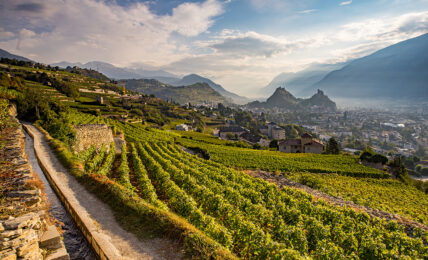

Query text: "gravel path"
[246, 170, 428, 236]
[23, 123, 183, 260]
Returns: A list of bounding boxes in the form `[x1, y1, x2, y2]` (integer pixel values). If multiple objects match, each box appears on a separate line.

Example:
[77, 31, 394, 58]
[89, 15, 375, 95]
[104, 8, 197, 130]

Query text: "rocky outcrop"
[71, 124, 114, 154]
[0, 118, 69, 260]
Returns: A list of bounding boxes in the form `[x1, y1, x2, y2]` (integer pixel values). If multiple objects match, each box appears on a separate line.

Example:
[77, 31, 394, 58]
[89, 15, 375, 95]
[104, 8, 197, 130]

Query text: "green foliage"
[0, 99, 10, 130]
[129, 143, 167, 210]
[85, 144, 107, 173]
[38, 107, 428, 259]
[325, 137, 340, 154]
[269, 139, 279, 149]
[42, 111, 76, 145]
[98, 142, 116, 176]
[288, 172, 428, 224]
[140, 141, 428, 258]
[179, 140, 389, 178]
[42, 128, 236, 259]
[118, 143, 133, 189]
[388, 157, 408, 181]
[360, 147, 388, 164]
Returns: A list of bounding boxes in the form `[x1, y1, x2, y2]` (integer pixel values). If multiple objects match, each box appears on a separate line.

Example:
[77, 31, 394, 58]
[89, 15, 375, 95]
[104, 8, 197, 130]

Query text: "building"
[219, 126, 248, 139]
[259, 125, 269, 136]
[271, 126, 286, 140]
[176, 124, 191, 131]
[266, 122, 285, 140]
[240, 132, 270, 147]
[278, 133, 324, 154]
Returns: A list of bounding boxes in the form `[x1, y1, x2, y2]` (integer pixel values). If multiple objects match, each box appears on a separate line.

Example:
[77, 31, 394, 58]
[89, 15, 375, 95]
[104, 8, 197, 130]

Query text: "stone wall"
[0, 118, 69, 260]
[71, 124, 114, 154]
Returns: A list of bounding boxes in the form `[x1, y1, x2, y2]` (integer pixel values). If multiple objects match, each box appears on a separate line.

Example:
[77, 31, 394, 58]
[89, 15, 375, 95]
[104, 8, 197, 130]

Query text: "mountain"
[52, 61, 178, 80]
[0, 48, 31, 62]
[311, 33, 428, 99]
[264, 87, 300, 109]
[260, 62, 347, 98]
[300, 89, 337, 111]
[247, 87, 336, 111]
[168, 74, 250, 105]
[122, 79, 230, 105]
[63, 66, 110, 82]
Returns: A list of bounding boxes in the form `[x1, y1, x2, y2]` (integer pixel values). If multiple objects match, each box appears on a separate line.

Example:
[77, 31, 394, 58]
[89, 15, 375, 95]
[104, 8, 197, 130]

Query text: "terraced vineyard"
[178, 139, 389, 178]
[66, 111, 428, 258]
[287, 172, 428, 225]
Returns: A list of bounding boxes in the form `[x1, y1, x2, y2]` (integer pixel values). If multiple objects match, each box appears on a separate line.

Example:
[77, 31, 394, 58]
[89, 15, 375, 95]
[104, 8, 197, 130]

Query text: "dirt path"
[23, 123, 183, 260]
[246, 170, 428, 235]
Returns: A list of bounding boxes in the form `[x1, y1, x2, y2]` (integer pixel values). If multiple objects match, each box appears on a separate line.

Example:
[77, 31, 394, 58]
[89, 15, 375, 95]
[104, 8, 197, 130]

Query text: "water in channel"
[24, 132, 96, 260]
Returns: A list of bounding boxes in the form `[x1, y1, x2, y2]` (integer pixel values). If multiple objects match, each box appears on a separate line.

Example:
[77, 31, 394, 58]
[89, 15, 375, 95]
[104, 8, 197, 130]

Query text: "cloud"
[339, 1, 352, 6]
[0, 28, 15, 40]
[298, 9, 317, 14]
[14, 2, 45, 12]
[210, 34, 287, 57]
[0, 0, 224, 65]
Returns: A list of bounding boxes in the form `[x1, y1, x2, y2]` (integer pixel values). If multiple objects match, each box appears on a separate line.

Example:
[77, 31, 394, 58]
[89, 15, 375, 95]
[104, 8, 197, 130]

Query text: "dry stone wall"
[71, 124, 114, 154]
[0, 118, 69, 260]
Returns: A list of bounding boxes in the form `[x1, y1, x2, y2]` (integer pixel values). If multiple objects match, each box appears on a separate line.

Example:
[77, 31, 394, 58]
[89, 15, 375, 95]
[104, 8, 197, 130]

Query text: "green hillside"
[123, 78, 231, 105]
[1, 61, 427, 259]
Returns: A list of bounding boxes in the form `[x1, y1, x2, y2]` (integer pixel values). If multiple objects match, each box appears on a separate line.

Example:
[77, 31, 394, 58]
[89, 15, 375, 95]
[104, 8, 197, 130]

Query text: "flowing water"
[24, 132, 96, 260]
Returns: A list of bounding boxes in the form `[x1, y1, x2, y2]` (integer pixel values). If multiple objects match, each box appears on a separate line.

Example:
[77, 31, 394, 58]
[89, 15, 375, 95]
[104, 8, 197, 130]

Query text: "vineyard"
[70, 110, 388, 178]
[287, 172, 428, 225]
[178, 138, 389, 178]
[69, 111, 428, 259]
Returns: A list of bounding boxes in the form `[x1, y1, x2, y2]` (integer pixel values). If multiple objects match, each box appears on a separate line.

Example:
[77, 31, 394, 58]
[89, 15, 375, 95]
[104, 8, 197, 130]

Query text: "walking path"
[23, 123, 182, 260]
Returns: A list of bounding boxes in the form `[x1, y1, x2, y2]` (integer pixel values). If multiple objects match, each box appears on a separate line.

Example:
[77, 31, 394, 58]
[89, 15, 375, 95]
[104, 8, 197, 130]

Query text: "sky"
[1, 0, 428, 97]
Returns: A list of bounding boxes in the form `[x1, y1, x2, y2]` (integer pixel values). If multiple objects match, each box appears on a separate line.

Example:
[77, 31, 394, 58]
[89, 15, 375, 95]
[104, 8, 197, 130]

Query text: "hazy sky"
[1, 0, 428, 96]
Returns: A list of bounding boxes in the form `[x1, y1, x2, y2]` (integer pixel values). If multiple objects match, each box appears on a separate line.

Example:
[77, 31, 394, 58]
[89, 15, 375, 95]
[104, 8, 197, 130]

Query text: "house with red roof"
[278, 133, 324, 154]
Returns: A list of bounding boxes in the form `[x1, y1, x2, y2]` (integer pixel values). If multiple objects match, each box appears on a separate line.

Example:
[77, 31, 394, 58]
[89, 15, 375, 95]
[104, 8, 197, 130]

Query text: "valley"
[1, 58, 427, 259]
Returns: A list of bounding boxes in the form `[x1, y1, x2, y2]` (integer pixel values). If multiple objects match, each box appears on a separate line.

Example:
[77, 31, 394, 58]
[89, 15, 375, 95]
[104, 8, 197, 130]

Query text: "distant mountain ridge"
[52, 61, 178, 80]
[247, 87, 336, 111]
[167, 74, 250, 105]
[310, 33, 428, 99]
[0, 48, 32, 62]
[260, 62, 347, 98]
[52, 61, 249, 104]
[122, 78, 231, 105]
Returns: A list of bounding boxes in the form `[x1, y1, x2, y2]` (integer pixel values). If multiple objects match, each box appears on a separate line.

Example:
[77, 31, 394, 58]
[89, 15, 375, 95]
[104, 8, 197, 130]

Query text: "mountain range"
[166, 74, 250, 104]
[260, 62, 347, 98]
[51, 61, 177, 80]
[311, 33, 428, 99]
[52, 61, 249, 104]
[263, 33, 428, 100]
[121, 79, 230, 105]
[0, 48, 32, 62]
[247, 87, 336, 111]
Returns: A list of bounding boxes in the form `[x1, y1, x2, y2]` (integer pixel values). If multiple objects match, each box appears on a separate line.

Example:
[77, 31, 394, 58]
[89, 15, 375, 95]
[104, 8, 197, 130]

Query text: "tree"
[325, 137, 340, 154]
[388, 157, 408, 181]
[269, 140, 279, 150]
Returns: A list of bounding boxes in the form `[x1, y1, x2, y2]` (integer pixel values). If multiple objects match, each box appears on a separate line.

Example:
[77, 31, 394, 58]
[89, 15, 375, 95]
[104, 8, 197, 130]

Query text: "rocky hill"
[167, 74, 250, 104]
[247, 87, 336, 111]
[123, 79, 230, 105]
